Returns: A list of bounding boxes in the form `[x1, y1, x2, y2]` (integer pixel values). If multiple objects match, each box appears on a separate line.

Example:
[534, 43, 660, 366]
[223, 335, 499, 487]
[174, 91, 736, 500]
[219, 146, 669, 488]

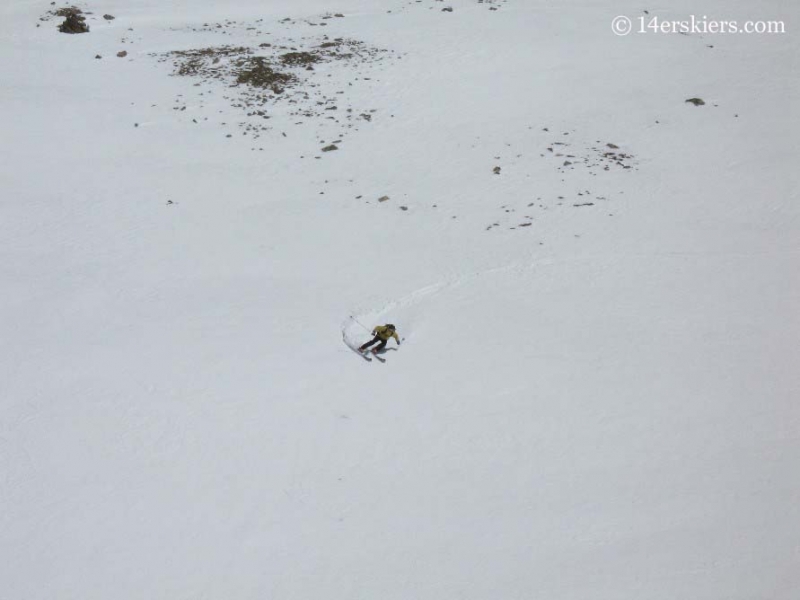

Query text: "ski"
[349, 345, 372, 362]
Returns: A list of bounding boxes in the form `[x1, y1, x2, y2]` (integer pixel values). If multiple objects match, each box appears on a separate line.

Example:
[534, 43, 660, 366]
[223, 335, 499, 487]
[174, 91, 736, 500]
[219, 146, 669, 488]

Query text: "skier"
[359, 323, 401, 354]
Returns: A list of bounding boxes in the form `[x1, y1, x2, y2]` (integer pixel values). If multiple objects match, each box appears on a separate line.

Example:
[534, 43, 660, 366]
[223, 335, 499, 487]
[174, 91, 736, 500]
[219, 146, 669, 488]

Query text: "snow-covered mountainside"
[2, 1, 798, 598]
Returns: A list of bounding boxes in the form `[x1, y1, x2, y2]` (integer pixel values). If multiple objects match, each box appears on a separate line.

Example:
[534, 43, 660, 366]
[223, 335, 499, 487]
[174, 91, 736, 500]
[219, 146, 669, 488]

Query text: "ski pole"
[350, 315, 371, 333]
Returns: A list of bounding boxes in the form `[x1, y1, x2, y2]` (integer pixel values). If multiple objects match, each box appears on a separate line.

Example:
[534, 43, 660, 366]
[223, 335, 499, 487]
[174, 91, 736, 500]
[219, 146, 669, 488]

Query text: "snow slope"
[1, 1, 798, 598]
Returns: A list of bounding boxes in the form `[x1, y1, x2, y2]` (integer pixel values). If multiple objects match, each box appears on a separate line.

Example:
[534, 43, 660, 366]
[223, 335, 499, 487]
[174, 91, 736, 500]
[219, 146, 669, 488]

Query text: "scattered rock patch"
[235, 56, 295, 92]
[58, 10, 89, 34]
[153, 31, 392, 144]
[280, 51, 320, 67]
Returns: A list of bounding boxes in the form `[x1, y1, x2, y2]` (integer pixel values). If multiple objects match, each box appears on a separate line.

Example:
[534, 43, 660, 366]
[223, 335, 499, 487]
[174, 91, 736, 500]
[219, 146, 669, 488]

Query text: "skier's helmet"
[386, 323, 395, 331]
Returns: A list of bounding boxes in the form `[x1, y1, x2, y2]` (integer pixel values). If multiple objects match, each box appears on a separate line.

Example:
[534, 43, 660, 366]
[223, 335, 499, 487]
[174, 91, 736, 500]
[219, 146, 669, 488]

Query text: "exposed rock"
[116, 50, 127, 58]
[235, 56, 295, 92]
[280, 51, 320, 67]
[59, 12, 89, 34]
[54, 7, 82, 18]
[155, 34, 391, 149]
[685, 97, 705, 106]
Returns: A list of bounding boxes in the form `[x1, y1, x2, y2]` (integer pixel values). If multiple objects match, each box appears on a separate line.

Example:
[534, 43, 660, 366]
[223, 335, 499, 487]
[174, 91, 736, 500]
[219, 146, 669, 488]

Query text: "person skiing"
[359, 323, 401, 354]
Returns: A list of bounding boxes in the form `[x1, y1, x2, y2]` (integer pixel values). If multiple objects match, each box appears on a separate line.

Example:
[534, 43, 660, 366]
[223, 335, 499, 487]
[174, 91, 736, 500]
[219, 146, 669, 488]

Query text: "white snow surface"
[2, 1, 799, 598]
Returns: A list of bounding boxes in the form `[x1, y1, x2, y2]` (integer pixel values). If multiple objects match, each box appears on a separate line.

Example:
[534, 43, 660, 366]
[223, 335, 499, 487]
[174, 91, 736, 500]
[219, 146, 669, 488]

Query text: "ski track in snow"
[342, 253, 539, 352]
[343, 240, 800, 358]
